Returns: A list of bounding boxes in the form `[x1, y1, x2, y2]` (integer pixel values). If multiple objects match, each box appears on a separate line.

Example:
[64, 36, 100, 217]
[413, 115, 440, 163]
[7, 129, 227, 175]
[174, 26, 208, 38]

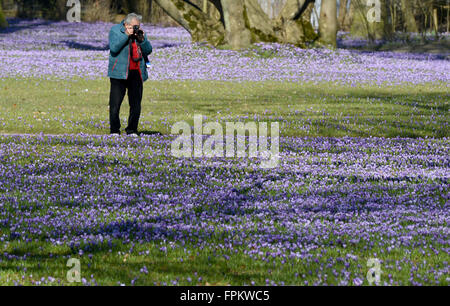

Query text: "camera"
[132, 25, 144, 42]
[131, 25, 151, 68]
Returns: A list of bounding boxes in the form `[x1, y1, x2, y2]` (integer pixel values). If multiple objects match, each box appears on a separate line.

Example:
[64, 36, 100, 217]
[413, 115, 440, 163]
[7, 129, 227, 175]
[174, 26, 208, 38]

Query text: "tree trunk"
[246, 0, 317, 47]
[376, 0, 393, 39]
[136, 0, 153, 22]
[153, 0, 226, 46]
[257, 0, 287, 19]
[222, 0, 252, 48]
[303, 0, 315, 23]
[318, 0, 337, 47]
[400, 0, 418, 33]
[343, 0, 355, 30]
[153, 0, 317, 50]
[350, 0, 392, 41]
[0, 2, 8, 28]
[350, 0, 372, 40]
[388, 0, 396, 33]
[447, 2, 449, 34]
[338, 0, 349, 31]
[433, 7, 438, 38]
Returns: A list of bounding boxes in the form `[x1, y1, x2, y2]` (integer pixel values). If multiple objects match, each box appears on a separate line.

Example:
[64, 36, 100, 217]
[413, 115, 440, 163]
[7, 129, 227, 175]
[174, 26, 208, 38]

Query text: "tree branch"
[277, 0, 308, 22]
[153, 0, 193, 33]
[154, 0, 225, 46]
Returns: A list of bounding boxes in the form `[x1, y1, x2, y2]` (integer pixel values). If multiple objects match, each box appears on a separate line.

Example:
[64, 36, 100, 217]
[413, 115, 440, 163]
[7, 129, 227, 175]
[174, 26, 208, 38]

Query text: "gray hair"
[124, 13, 142, 24]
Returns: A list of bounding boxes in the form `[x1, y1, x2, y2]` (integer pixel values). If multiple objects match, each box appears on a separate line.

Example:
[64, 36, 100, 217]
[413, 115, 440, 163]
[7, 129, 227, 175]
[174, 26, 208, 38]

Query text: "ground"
[0, 19, 448, 286]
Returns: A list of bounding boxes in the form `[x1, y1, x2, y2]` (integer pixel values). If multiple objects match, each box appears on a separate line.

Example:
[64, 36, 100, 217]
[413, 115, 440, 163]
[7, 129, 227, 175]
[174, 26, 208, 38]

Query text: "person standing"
[108, 13, 152, 136]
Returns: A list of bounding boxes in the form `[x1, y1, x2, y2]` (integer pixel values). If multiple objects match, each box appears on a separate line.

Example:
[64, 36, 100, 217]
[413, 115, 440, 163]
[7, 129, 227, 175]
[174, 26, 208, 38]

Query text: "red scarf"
[129, 41, 141, 71]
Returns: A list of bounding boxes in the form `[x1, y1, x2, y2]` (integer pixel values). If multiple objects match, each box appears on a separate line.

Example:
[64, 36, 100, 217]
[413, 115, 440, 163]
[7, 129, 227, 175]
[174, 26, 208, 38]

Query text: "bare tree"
[400, 0, 418, 32]
[318, 0, 337, 47]
[303, 0, 316, 24]
[343, 0, 355, 30]
[0, 2, 8, 28]
[350, 0, 392, 41]
[152, 0, 318, 50]
[338, 0, 349, 30]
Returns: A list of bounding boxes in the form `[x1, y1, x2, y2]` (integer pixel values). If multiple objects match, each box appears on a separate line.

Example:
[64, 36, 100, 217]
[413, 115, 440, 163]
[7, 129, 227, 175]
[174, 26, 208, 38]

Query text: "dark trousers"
[109, 69, 143, 134]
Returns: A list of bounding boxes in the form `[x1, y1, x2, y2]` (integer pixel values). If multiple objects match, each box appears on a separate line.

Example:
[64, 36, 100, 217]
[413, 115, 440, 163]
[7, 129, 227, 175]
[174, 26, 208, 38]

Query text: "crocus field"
[0, 19, 448, 286]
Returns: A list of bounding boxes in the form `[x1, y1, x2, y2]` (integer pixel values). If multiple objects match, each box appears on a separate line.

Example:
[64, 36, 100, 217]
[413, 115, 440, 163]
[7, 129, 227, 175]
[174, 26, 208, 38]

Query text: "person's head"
[124, 13, 142, 32]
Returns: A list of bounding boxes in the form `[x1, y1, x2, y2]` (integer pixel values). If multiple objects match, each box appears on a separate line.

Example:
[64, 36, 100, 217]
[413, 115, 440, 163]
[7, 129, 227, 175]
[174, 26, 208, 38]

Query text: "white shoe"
[128, 133, 139, 137]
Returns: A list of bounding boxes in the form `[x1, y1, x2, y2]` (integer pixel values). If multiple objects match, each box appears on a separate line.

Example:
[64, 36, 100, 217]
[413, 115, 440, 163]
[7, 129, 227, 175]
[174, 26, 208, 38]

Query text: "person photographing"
[108, 13, 153, 136]
[131, 24, 151, 68]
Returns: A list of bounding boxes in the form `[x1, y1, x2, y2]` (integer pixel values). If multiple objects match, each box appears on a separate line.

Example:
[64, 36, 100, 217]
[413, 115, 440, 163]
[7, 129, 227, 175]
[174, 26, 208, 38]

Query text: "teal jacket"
[108, 20, 153, 82]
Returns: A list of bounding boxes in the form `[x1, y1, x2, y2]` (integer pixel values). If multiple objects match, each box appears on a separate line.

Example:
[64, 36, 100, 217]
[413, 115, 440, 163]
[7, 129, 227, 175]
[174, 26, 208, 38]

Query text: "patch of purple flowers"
[0, 19, 448, 86]
[0, 134, 448, 285]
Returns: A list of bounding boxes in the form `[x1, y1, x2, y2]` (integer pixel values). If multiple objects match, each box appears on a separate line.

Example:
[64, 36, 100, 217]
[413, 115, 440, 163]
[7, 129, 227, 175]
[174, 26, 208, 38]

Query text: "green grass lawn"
[0, 78, 448, 138]
[0, 78, 448, 286]
[1, 238, 447, 286]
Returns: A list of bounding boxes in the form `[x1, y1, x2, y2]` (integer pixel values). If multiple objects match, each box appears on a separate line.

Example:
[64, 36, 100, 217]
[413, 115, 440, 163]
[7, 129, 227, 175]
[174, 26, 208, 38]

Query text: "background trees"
[0, 0, 449, 46]
[0, 2, 8, 28]
[345, 0, 449, 39]
[400, 0, 418, 33]
[152, 0, 317, 49]
[318, 0, 337, 46]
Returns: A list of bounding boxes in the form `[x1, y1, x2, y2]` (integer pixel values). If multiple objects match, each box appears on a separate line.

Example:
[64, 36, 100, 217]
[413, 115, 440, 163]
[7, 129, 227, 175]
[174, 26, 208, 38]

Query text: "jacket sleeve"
[109, 27, 129, 54]
[139, 34, 153, 57]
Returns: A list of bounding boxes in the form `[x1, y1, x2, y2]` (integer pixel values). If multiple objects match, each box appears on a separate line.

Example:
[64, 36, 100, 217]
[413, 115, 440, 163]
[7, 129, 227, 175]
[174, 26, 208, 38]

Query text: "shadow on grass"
[139, 130, 162, 136]
[337, 36, 450, 59]
[0, 244, 266, 285]
[0, 18, 57, 34]
[61, 40, 110, 51]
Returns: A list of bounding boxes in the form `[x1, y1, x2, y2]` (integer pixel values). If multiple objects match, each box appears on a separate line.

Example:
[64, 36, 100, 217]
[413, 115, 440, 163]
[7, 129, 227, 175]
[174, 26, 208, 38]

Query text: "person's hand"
[137, 30, 145, 43]
[125, 24, 134, 36]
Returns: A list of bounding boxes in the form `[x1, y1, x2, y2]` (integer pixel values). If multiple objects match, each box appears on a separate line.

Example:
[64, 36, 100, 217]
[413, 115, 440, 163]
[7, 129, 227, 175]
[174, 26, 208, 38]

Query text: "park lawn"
[0, 78, 448, 138]
[0, 78, 448, 286]
[0, 238, 447, 286]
